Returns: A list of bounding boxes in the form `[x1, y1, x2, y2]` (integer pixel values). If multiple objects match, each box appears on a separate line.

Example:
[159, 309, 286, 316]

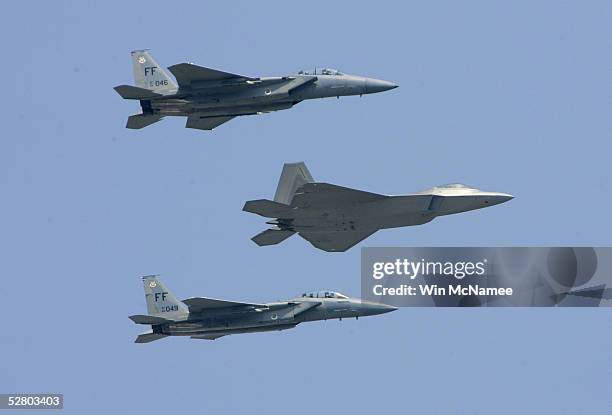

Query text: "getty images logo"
[372, 258, 488, 280]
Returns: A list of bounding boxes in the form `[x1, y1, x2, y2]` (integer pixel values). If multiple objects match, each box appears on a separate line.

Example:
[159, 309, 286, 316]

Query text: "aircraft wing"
[182, 297, 266, 313]
[292, 182, 386, 208]
[168, 63, 255, 86]
[299, 229, 378, 252]
[186, 115, 235, 130]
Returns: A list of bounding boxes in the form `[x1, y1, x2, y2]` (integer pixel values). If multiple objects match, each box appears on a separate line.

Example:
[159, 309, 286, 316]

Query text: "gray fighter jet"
[243, 163, 513, 252]
[114, 50, 397, 130]
[130, 276, 396, 343]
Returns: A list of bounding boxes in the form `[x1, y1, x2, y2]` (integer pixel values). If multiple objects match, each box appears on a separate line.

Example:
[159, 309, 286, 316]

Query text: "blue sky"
[1, 0, 611, 413]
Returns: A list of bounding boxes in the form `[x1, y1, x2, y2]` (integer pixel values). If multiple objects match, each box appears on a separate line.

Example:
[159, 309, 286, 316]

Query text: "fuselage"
[142, 72, 397, 118]
[268, 188, 514, 233]
[155, 295, 395, 338]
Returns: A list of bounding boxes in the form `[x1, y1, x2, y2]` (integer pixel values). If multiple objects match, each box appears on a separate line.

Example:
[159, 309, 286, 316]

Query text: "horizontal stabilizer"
[168, 63, 255, 86]
[182, 297, 266, 313]
[114, 85, 163, 100]
[126, 114, 162, 129]
[186, 115, 235, 130]
[243, 199, 294, 218]
[135, 332, 168, 343]
[129, 314, 172, 325]
[252, 228, 296, 246]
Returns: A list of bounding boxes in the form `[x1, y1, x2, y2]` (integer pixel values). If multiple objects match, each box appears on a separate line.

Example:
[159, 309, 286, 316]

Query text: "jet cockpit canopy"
[297, 68, 344, 76]
[301, 290, 349, 299]
[438, 183, 471, 189]
[415, 182, 479, 196]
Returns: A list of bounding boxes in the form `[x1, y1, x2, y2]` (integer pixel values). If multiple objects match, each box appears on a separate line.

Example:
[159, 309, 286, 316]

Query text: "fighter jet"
[243, 162, 513, 252]
[130, 276, 396, 343]
[114, 50, 398, 130]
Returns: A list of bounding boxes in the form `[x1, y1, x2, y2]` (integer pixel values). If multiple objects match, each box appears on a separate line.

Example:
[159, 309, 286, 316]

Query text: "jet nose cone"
[365, 78, 398, 94]
[364, 302, 398, 315]
[380, 304, 398, 314]
[496, 193, 514, 204]
[485, 193, 514, 207]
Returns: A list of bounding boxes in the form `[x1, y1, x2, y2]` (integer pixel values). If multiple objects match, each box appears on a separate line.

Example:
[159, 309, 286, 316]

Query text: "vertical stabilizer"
[142, 275, 189, 317]
[273, 162, 314, 205]
[131, 50, 178, 92]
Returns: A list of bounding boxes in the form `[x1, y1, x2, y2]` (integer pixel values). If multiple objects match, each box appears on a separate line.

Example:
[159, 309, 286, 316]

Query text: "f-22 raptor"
[244, 163, 513, 252]
[130, 276, 396, 343]
[114, 50, 397, 130]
